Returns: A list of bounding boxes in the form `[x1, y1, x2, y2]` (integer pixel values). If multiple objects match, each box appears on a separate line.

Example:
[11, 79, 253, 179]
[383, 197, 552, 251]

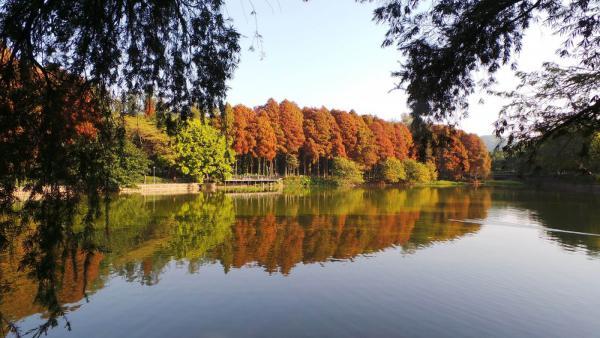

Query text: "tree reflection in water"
[11, 187, 589, 336]
[490, 188, 600, 255]
[0, 193, 103, 337]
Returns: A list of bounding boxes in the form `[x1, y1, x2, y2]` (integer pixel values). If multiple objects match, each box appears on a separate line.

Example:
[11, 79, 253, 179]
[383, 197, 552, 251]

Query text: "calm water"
[2, 187, 600, 337]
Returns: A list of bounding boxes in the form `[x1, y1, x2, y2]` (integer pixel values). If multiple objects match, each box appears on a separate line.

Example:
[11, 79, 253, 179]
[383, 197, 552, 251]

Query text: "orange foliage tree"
[231, 104, 256, 174]
[390, 123, 413, 160]
[460, 133, 492, 180]
[430, 126, 491, 181]
[0, 51, 108, 197]
[302, 107, 331, 175]
[257, 98, 285, 154]
[227, 98, 485, 181]
[253, 111, 277, 175]
[364, 115, 395, 162]
[279, 100, 305, 174]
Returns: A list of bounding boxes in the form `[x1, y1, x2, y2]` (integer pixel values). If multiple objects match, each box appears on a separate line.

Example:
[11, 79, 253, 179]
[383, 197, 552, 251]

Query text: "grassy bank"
[283, 176, 528, 189]
[416, 179, 526, 187]
[414, 180, 466, 187]
[281, 176, 336, 193]
[482, 179, 525, 187]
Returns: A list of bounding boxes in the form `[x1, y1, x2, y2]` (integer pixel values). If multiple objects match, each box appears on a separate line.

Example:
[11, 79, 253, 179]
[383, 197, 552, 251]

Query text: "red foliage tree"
[364, 115, 395, 162]
[232, 104, 256, 156]
[256, 98, 285, 154]
[390, 122, 413, 160]
[278, 99, 305, 155]
[353, 114, 378, 168]
[460, 133, 492, 180]
[331, 110, 359, 159]
[253, 111, 277, 162]
[431, 126, 470, 180]
[302, 107, 330, 165]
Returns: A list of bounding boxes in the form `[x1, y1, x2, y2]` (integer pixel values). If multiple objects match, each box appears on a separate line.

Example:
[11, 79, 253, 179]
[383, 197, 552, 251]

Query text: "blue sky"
[224, 0, 562, 135]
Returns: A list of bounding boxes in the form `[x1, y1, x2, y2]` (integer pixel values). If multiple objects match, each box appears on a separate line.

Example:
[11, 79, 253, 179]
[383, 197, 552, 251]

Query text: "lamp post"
[153, 166, 156, 184]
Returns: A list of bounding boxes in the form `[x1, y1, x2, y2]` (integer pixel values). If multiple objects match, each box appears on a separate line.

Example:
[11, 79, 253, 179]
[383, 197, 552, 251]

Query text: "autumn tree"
[461, 133, 492, 180]
[231, 104, 257, 173]
[353, 114, 378, 168]
[232, 104, 256, 156]
[302, 108, 330, 175]
[258, 99, 285, 153]
[144, 95, 156, 118]
[227, 98, 484, 180]
[302, 108, 328, 174]
[330, 110, 377, 168]
[332, 110, 359, 160]
[391, 123, 413, 160]
[431, 127, 470, 181]
[227, 99, 442, 178]
[279, 100, 306, 175]
[253, 111, 277, 176]
[364, 116, 395, 162]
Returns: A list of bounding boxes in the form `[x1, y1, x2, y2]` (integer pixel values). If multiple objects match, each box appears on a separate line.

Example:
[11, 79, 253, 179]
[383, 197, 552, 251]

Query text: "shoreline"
[12, 177, 600, 200]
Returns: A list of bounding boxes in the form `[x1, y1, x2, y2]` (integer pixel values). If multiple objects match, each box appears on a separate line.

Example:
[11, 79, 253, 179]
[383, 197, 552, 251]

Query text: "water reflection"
[1, 186, 598, 336]
[490, 188, 600, 255]
[213, 188, 490, 274]
[0, 195, 102, 337]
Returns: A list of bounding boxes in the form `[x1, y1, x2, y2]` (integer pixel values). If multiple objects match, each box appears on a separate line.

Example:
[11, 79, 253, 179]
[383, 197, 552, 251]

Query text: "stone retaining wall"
[120, 183, 201, 195]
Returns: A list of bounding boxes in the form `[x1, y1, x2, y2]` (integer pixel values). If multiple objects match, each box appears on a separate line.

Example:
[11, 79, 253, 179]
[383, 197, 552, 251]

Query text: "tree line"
[197, 98, 492, 182]
[126, 96, 492, 183]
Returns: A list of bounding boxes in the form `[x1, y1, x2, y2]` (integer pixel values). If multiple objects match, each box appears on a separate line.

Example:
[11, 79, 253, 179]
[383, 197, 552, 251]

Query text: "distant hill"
[480, 135, 504, 152]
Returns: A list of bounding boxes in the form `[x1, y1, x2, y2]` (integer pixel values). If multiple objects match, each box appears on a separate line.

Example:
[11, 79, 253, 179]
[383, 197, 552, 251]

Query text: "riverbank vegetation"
[118, 97, 491, 186]
[369, 0, 599, 184]
[492, 130, 600, 182]
[2, 0, 596, 205]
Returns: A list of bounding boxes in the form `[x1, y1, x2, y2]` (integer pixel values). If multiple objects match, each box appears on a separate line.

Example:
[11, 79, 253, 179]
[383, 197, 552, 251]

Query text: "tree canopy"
[0, 0, 239, 111]
[219, 98, 488, 181]
[366, 0, 599, 151]
[174, 119, 233, 183]
[0, 0, 240, 205]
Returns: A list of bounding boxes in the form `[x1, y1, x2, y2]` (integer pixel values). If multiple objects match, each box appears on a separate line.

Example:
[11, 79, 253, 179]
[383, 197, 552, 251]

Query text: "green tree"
[331, 157, 364, 186]
[403, 159, 433, 184]
[174, 120, 233, 183]
[111, 140, 151, 187]
[379, 158, 406, 183]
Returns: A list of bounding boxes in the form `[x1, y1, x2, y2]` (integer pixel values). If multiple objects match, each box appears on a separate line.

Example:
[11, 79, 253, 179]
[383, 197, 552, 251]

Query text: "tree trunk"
[316, 158, 320, 177]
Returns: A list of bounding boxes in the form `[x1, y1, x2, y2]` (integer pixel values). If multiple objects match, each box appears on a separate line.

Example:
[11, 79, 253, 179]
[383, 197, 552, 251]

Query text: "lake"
[1, 187, 600, 337]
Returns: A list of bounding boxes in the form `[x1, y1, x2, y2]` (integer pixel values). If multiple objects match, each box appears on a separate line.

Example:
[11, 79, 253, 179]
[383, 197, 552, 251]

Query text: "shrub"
[331, 157, 364, 186]
[282, 175, 312, 188]
[379, 158, 406, 183]
[403, 159, 432, 184]
[426, 161, 438, 181]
